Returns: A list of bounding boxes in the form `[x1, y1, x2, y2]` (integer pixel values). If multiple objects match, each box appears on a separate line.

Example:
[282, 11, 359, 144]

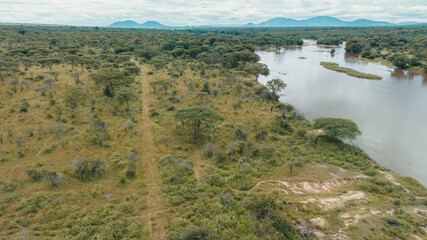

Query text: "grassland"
[320, 62, 383, 80]
[0, 25, 426, 240]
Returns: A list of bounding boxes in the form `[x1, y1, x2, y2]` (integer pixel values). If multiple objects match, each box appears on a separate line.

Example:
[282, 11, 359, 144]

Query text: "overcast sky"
[1, 0, 426, 26]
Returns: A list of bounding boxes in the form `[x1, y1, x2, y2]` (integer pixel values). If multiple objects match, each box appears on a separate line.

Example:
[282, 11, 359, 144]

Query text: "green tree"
[266, 78, 286, 97]
[244, 63, 270, 81]
[149, 79, 173, 94]
[90, 68, 133, 97]
[115, 87, 137, 109]
[78, 56, 94, 71]
[64, 55, 80, 69]
[174, 106, 222, 138]
[37, 58, 61, 71]
[65, 86, 86, 109]
[313, 117, 361, 141]
[345, 38, 364, 53]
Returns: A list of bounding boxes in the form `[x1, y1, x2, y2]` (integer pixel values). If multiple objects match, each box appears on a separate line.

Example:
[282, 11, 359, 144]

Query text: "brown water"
[257, 40, 427, 186]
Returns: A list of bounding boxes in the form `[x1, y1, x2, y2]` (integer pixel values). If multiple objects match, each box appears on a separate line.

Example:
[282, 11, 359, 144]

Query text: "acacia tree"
[244, 63, 270, 81]
[64, 55, 80, 70]
[149, 79, 173, 94]
[313, 117, 361, 141]
[78, 56, 94, 71]
[38, 58, 61, 71]
[90, 68, 133, 97]
[174, 106, 222, 138]
[71, 72, 83, 85]
[266, 78, 286, 97]
[116, 87, 137, 109]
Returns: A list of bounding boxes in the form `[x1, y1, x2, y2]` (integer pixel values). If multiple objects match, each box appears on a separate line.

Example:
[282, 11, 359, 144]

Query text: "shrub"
[271, 116, 294, 134]
[158, 156, 197, 205]
[363, 168, 377, 176]
[214, 152, 228, 165]
[71, 157, 106, 181]
[255, 129, 268, 140]
[168, 226, 212, 240]
[245, 195, 300, 239]
[202, 143, 214, 158]
[296, 129, 307, 138]
[25, 169, 62, 187]
[234, 129, 247, 141]
[126, 151, 139, 166]
[125, 169, 136, 179]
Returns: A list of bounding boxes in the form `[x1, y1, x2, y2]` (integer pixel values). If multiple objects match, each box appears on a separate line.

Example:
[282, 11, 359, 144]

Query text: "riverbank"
[320, 61, 383, 80]
[351, 56, 426, 74]
[257, 45, 427, 186]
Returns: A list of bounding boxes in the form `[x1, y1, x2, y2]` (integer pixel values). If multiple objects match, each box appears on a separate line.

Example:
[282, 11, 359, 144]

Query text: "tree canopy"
[90, 68, 134, 97]
[266, 78, 287, 97]
[174, 105, 223, 138]
[313, 117, 361, 141]
[115, 87, 137, 109]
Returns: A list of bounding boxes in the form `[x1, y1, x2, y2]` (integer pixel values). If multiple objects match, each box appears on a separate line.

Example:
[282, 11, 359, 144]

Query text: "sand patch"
[302, 191, 366, 210]
[249, 176, 366, 194]
[310, 217, 327, 227]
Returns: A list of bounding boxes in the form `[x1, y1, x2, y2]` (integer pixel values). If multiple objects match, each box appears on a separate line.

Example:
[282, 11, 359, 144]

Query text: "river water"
[257, 40, 427, 186]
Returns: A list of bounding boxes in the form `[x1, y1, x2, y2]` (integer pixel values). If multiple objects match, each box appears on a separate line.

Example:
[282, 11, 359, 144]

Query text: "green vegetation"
[174, 106, 223, 138]
[0, 24, 425, 239]
[320, 61, 383, 80]
[314, 117, 361, 141]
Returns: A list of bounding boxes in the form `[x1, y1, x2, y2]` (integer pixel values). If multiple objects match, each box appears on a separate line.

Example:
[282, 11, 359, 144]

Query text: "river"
[257, 40, 427, 186]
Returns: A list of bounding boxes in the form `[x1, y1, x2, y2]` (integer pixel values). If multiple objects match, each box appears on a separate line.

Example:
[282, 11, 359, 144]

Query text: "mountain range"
[109, 20, 167, 28]
[109, 16, 427, 28]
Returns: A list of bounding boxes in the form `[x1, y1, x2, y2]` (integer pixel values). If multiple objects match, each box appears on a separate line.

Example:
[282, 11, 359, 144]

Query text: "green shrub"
[71, 157, 106, 181]
[158, 156, 197, 205]
[255, 129, 268, 140]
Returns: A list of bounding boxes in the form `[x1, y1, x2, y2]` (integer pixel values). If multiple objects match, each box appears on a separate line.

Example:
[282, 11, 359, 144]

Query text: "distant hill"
[109, 20, 168, 28]
[397, 22, 427, 26]
[255, 16, 395, 27]
[108, 17, 426, 28]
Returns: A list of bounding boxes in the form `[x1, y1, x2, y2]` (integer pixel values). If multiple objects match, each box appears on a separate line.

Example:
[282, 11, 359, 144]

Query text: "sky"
[0, 0, 426, 26]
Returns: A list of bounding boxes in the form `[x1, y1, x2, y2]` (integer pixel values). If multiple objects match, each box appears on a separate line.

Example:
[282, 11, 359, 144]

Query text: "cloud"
[0, 0, 426, 26]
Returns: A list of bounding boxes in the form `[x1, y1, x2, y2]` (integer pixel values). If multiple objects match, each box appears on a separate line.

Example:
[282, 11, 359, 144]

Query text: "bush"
[234, 129, 247, 141]
[125, 169, 136, 179]
[25, 169, 62, 187]
[271, 116, 294, 134]
[363, 168, 377, 176]
[202, 143, 214, 158]
[158, 156, 197, 205]
[296, 129, 307, 138]
[245, 195, 300, 239]
[255, 129, 268, 140]
[71, 157, 106, 181]
[168, 226, 212, 240]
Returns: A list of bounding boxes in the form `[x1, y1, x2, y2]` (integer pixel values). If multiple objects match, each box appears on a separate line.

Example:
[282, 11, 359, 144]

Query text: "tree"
[345, 38, 364, 53]
[139, 46, 159, 61]
[64, 55, 80, 69]
[90, 68, 133, 97]
[37, 58, 61, 71]
[266, 78, 286, 97]
[244, 63, 270, 81]
[174, 106, 222, 138]
[71, 72, 83, 85]
[149, 79, 173, 94]
[116, 87, 137, 109]
[65, 86, 86, 109]
[313, 117, 361, 141]
[78, 56, 93, 71]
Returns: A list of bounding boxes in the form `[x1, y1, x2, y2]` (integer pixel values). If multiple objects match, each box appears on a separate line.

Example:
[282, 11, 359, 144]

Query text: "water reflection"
[257, 40, 427, 186]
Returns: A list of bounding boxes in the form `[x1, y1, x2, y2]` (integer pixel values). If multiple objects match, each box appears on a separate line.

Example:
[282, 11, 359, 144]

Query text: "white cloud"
[0, 0, 426, 26]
